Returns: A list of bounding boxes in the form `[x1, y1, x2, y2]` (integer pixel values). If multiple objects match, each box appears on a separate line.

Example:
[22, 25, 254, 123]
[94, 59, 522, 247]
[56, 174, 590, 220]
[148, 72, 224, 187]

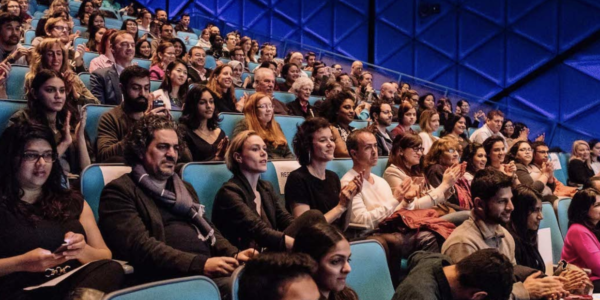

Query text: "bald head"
[380, 82, 395, 100]
[290, 52, 303, 67]
[351, 61, 363, 76]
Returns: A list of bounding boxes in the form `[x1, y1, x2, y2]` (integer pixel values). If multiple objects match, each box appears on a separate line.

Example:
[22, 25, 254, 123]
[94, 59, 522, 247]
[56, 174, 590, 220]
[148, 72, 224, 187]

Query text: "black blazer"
[99, 174, 238, 284]
[286, 98, 315, 118]
[212, 173, 294, 251]
[91, 65, 122, 105]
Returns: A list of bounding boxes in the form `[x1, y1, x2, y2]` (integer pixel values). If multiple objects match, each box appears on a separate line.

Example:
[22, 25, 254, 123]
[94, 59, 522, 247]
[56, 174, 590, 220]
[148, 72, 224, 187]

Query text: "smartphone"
[153, 100, 164, 108]
[53, 242, 69, 254]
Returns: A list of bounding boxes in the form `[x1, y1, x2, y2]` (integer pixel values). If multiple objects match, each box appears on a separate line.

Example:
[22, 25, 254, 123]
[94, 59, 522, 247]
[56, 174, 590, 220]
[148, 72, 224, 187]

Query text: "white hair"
[291, 77, 314, 94]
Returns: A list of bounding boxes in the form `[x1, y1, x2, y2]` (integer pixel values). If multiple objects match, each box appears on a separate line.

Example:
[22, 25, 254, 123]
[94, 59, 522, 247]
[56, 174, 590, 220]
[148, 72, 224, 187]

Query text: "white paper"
[537, 227, 554, 276]
[24, 260, 128, 291]
[270, 161, 301, 194]
[549, 153, 562, 170]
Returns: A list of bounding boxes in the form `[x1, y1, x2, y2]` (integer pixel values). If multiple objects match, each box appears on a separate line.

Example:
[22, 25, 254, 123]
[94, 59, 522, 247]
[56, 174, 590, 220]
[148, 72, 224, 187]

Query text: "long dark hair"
[120, 19, 139, 41]
[158, 59, 189, 105]
[462, 142, 484, 174]
[135, 39, 151, 59]
[568, 188, 600, 240]
[507, 140, 531, 165]
[180, 85, 222, 130]
[388, 134, 423, 176]
[0, 122, 83, 222]
[76, 0, 93, 20]
[27, 70, 79, 129]
[440, 113, 467, 140]
[509, 185, 542, 245]
[86, 12, 105, 52]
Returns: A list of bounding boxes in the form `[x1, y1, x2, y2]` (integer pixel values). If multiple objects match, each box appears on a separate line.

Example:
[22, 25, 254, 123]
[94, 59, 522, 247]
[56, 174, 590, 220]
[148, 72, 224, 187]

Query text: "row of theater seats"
[101, 239, 393, 300]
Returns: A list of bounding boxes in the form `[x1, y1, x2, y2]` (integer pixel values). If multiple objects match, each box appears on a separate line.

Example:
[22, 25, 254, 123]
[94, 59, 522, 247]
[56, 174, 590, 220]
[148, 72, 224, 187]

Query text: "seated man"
[90, 31, 135, 105]
[96, 66, 167, 162]
[254, 67, 289, 115]
[239, 252, 320, 300]
[369, 102, 393, 156]
[442, 168, 567, 300]
[469, 110, 508, 150]
[393, 249, 514, 300]
[98, 114, 256, 294]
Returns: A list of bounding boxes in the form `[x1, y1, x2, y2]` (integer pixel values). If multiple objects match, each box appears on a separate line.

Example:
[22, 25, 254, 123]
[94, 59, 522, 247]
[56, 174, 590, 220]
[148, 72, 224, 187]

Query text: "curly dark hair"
[568, 188, 600, 239]
[440, 114, 467, 140]
[506, 140, 531, 165]
[483, 136, 506, 167]
[462, 142, 484, 174]
[456, 249, 514, 300]
[292, 117, 331, 166]
[179, 85, 222, 131]
[0, 122, 83, 222]
[321, 90, 355, 124]
[123, 114, 184, 166]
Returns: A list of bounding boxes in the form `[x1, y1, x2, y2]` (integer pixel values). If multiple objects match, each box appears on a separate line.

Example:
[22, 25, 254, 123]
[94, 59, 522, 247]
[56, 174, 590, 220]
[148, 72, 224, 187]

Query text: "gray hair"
[253, 67, 275, 89]
[291, 77, 314, 95]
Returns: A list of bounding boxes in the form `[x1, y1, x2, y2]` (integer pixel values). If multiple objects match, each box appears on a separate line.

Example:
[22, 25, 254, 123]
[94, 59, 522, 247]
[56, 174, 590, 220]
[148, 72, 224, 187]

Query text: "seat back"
[83, 52, 100, 69]
[7, 65, 29, 100]
[326, 159, 354, 179]
[347, 240, 394, 300]
[74, 37, 88, 49]
[0, 100, 26, 136]
[272, 91, 295, 104]
[308, 95, 321, 105]
[24, 30, 35, 45]
[79, 72, 91, 90]
[181, 162, 233, 220]
[177, 31, 198, 41]
[539, 202, 564, 264]
[230, 266, 244, 300]
[241, 72, 253, 84]
[104, 18, 122, 29]
[103, 276, 219, 300]
[349, 121, 368, 129]
[234, 88, 254, 100]
[220, 113, 245, 137]
[132, 58, 151, 69]
[248, 62, 259, 71]
[274, 115, 304, 145]
[557, 198, 571, 240]
[205, 55, 217, 69]
[83, 104, 112, 143]
[371, 157, 389, 176]
[386, 122, 398, 132]
[80, 164, 131, 220]
[150, 80, 161, 92]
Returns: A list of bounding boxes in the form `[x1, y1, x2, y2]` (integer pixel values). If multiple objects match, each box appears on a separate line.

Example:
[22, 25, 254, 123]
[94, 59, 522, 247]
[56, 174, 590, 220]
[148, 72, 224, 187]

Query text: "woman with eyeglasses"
[12, 70, 91, 177]
[150, 42, 176, 81]
[35, 0, 71, 40]
[120, 19, 139, 42]
[232, 93, 294, 159]
[507, 141, 557, 203]
[501, 119, 516, 147]
[0, 122, 123, 299]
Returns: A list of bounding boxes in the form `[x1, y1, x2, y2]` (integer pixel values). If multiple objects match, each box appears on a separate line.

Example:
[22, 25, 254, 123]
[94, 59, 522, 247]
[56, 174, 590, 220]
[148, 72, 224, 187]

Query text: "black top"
[568, 159, 595, 186]
[392, 251, 453, 300]
[277, 81, 292, 92]
[285, 166, 344, 227]
[508, 226, 545, 273]
[213, 91, 237, 113]
[463, 115, 480, 129]
[184, 127, 226, 162]
[426, 164, 459, 206]
[0, 201, 85, 296]
[286, 99, 315, 118]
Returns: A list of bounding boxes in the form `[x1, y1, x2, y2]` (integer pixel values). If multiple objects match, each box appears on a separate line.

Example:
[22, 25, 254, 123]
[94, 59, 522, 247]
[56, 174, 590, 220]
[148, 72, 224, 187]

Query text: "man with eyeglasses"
[369, 102, 394, 156]
[99, 114, 257, 297]
[187, 46, 212, 84]
[91, 31, 135, 105]
[0, 12, 27, 65]
[349, 61, 363, 87]
[331, 64, 343, 78]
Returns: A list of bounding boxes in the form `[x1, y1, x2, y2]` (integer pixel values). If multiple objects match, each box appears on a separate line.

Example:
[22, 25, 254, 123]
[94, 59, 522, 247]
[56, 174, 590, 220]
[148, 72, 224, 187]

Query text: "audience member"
[25, 38, 98, 105]
[213, 130, 324, 251]
[137, 9, 152, 32]
[392, 249, 514, 300]
[239, 252, 320, 300]
[331, 63, 343, 78]
[287, 77, 315, 118]
[223, 32, 237, 54]
[150, 23, 174, 52]
[456, 99, 485, 129]
[501, 119, 516, 146]
[12, 70, 91, 176]
[349, 61, 362, 87]
[121, 19, 139, 41]
[187, 46, 212, 84]
[507, 141, 557, 204]
[206, 34, 226, 60]
[337, 73, 352, 89]
[99, 114, 257, 293]
[178, 85, 228, 162]
[286, 117, 362, 229]
[562, 188, 600, 292]
[239, 36, 252, 63]
[369, 102, 393, 156]
[418, 109, 440, 155]
[436, 97, 452, 126]
[311, 65, 330, 96]
[83, 12, 104, 41]
[483, 136, 517, 178]
[321, 90, 355, 157]
[85, 23, 107, 53]
[590, 139, 600, 174]
[390, 102, 417, 140]
[196, 28, 211, 48]
[0, 13, 27, 65]
[89, 28, 116, 73]
[442, 168, 567, 300]
[568, 140, 598, 187]
[417, 93, 435, 122]
[440, 114, 468, 149]
[247, 39, 259, 63]
[149, 41, 176, 81]
[151, 59, 188, 110]
[90, 31, 136, 105]
[460, 142, 486, 187]
[207, 64, 241, 112]
[175, 13, 193, 33]
[355, 71, 375, 104]
[228, 60, 243, 87]
[232, 92, 294, 159]
[76, 0, 94, 23]
[470, 110, 508, 149]
[135, 39, 152, 59]
[96, 66, 162, 162]
[42, 17, 87, 73]
[293, 223, 359, 300]
[0, 122, 123, 299]
[278, 63, 301, 92]
[34, 0, 70, 41]
[253, 67, 289, 115]
[170, 37, 187, 62]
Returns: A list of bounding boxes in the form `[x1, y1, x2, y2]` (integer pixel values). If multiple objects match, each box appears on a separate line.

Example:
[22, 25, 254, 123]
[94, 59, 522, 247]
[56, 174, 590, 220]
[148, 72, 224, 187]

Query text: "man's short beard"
[124, 96, 148, 113]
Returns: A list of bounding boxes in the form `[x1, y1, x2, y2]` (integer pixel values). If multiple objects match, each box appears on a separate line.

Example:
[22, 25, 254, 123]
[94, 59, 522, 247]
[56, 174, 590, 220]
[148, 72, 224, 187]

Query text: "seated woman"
[455, 99, 485, 129]
[135, 39, 152, 59]
[417, 109, 439, 155]
[39, 17, 87, 74]
[179, 85, 228, 162]
[287, 77, 315, 118]
[321, 91, 356, 157]
[25, 38, 98, 105]
[278, 63, 301, 92]
[89, 28, 116, 73]
[509, 186, 591, 294]
[76, 0, 95, 24]
[383, 134, 460, 210]
[83, 12, 105, 40]
[483, 136, 517, 178]
[416, 93, 435, 123]
[423, 137, 466, 209]
[171, 38, 187, 63]
[501, 119, 515, 146]
[248, 40, 259, 63]
[507, 141, 557, 203]
[293, 223, 358, 300]
[207, 64, 242, 113]
[436, 97, 452, 126]
[195, 28, 211, 49]
[440, 113, 468, 149]
[228, 60, 244, 88]
[206, 34, 225, 60]
[14, 70, 91, 176]
[390, 102, 417, 140]
[0, 122, 123, 299]
[460, 142, 486, 186]
[212, 131, 325, 251]
[121, 19, 139, 42]
[562, 188, 600, 292]
[286, 117, 362, 229]
[137, 9, 151, 32]
[568, 140, 598, 187]
[86, 26, 107, 54]
[151, 59, 188, 110]
[34, 0, 72, 44]
[590, 139, 600, 174]
[1, 0, 20, 17]
[150, 42, 176, 81]
[232, 93, 294, 159]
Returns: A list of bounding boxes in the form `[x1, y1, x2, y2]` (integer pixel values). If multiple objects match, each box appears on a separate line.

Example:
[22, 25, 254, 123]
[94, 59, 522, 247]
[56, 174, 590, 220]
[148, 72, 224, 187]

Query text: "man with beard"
[187, 46, 212, 84]
[442, 168, 568, 300]
[96, 65, 166, 162]
[0, 13, 27, 65]
[91, 31, 135, 105]
[369, 102, 393, 156]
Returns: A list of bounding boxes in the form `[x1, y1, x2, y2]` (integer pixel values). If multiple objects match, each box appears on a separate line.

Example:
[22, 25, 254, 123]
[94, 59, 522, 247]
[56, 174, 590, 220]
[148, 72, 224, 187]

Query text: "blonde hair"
[25, 38, 71, 97]
[243, 92, 287, 147]
[423, 136, 460, 170]
[151, 42, 174, 66]
[418, 109, 438, 141]
[206, 64, 237, 105]
[571, 140, 592, 168]
[225, 130, 259, 173]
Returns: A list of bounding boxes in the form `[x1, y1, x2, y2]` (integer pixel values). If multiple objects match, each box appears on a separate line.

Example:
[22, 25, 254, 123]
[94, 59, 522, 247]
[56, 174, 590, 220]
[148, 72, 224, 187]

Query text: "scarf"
[131, 164, 216, 245]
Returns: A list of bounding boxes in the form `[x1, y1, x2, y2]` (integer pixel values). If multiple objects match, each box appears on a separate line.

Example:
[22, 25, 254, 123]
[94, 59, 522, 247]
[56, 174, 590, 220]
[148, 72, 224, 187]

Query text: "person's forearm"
[323, 204, 346, 223]
[0, 255, 24, 277]
[77, 137, 91, 170]
[77, 246, 111, 264]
